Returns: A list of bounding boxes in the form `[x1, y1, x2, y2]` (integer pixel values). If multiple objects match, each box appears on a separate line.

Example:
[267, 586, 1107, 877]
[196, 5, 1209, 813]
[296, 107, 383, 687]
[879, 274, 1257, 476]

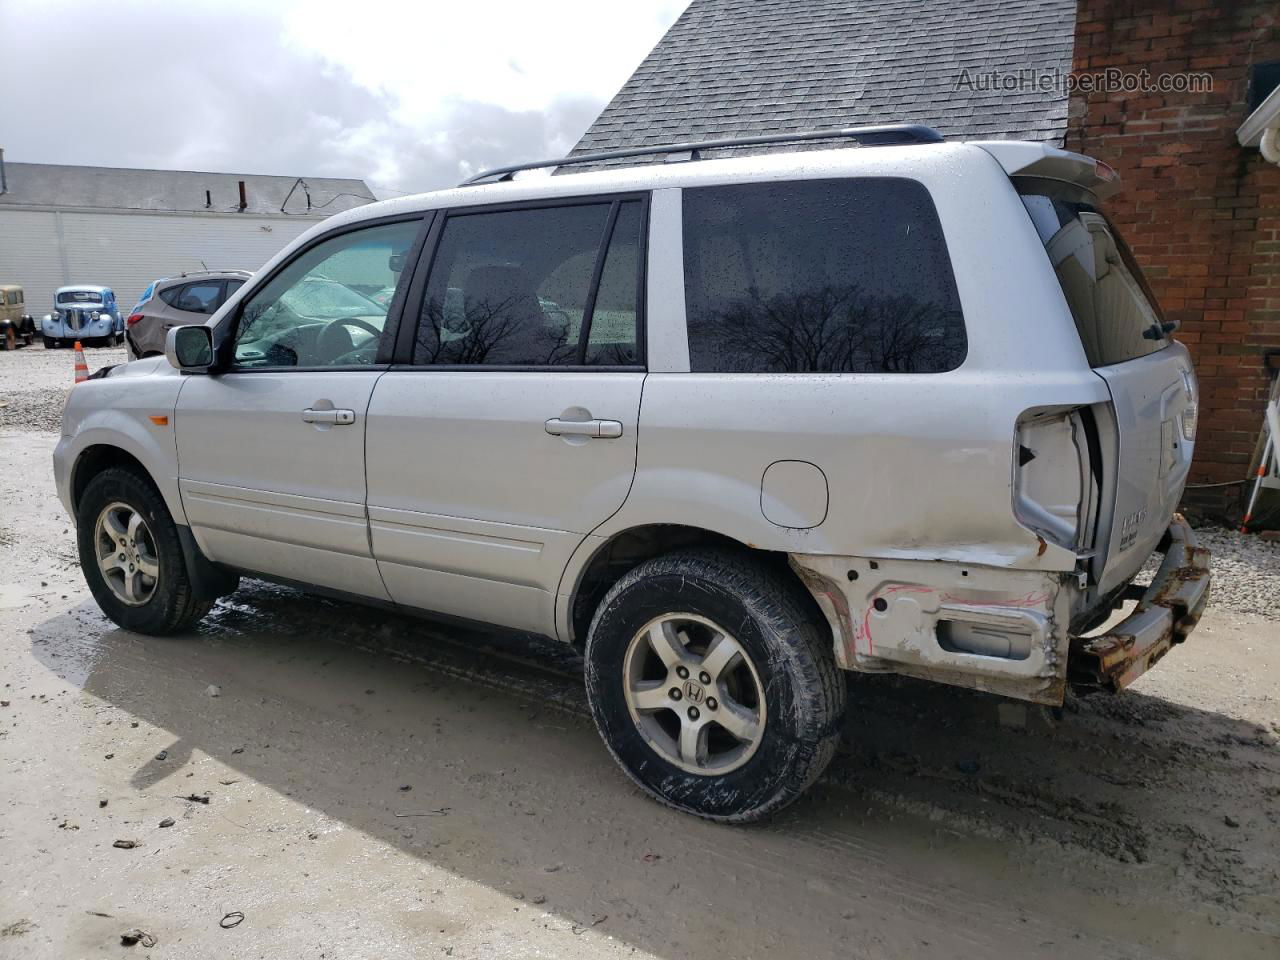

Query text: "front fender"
[55, 370, 186, 525]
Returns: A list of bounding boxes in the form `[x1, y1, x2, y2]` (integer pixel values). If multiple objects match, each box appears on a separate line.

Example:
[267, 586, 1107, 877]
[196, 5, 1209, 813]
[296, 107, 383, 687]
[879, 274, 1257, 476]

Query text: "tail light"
[1013, 406, 1099, 553]
[1179, 368, 1198, 442]
[127, 313, 144, 327]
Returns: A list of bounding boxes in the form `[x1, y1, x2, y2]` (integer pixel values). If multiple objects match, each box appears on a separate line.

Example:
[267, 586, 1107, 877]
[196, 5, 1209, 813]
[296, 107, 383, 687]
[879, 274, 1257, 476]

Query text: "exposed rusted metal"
[1069, 515, 1210, 694]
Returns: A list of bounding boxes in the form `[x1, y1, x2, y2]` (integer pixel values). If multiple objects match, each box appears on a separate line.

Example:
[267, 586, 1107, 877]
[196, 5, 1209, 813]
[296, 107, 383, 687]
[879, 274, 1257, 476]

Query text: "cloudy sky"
[0, 0, 689, 197]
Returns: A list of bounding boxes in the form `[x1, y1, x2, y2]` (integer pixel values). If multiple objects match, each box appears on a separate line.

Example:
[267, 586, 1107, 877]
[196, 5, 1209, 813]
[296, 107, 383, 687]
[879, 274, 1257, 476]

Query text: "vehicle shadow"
[27, 582, 1280, 960]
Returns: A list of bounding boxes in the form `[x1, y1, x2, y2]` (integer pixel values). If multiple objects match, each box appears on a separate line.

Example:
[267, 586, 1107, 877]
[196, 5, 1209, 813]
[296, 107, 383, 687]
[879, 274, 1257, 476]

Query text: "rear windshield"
[1018, 180, 1169, 367]
[57, 291, 103, 304]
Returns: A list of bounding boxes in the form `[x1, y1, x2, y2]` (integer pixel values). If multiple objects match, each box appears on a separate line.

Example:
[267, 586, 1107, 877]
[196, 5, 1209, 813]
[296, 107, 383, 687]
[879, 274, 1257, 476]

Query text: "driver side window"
[232, 219, 420, 368]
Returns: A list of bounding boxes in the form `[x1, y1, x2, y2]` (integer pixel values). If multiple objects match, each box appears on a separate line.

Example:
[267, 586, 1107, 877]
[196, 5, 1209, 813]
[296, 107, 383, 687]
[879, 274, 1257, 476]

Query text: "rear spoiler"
[972, 141, 1122, 199]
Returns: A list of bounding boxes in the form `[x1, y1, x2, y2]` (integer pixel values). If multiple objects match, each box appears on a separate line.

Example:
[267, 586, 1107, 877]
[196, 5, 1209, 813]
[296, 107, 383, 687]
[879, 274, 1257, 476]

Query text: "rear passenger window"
[175, 282, 223, 315]
[413, 200, 643, 366]
[682, 178, 965, 373]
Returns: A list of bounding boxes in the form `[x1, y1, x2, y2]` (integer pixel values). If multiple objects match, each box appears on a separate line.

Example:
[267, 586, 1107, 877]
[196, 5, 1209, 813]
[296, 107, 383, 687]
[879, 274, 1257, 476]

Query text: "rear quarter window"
[682, 178, 966, 374]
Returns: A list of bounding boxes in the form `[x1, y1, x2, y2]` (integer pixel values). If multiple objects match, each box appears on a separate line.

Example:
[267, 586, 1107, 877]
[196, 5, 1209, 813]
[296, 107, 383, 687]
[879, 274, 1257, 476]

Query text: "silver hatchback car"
[55, 126, 1210, 821]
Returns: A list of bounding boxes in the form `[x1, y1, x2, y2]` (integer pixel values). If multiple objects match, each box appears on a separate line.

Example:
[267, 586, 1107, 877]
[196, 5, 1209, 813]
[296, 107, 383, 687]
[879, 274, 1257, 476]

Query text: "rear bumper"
[1068, 515, 1210, 693]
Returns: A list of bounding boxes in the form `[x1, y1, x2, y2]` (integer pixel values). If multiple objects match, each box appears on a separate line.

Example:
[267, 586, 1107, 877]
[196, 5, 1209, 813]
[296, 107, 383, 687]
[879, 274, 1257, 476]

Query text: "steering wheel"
[316, 316, 382, 363]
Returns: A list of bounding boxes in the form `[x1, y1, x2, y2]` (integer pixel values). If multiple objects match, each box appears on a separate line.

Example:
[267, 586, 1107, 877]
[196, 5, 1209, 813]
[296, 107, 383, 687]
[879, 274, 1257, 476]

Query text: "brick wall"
[1066, 0, 1280, 517]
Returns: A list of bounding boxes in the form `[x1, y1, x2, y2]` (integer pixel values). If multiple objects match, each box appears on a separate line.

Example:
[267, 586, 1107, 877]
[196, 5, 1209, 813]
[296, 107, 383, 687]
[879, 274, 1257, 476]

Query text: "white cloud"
[0, 0, 688, 195]
[282, 1, 688, 116]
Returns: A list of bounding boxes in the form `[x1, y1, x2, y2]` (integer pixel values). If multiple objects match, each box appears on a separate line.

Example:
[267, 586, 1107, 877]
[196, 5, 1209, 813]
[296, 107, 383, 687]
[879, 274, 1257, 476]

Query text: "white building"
[0, 154, 374, 313]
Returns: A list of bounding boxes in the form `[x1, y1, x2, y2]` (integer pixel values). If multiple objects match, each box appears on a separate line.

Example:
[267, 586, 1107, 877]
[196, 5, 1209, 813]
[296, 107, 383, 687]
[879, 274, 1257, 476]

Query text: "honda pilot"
[53, 126, 1210, 821]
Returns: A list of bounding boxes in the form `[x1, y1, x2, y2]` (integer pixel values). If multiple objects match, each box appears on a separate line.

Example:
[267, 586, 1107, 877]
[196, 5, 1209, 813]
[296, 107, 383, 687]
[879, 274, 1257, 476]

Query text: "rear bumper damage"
[789, 515, 1210, 707]
[1068, 515, 1210, 694]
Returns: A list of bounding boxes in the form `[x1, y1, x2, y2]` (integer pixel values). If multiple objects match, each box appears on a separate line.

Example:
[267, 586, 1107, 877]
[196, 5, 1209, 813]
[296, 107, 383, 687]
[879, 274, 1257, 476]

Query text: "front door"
[365, 197, 647, 635]
[175, 217, 423, 598]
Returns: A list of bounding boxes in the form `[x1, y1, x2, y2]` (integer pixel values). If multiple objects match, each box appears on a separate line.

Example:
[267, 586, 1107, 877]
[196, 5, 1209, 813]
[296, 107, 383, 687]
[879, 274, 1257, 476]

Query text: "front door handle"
[545, 417, 623, 439]
[302, 407, 356, 425]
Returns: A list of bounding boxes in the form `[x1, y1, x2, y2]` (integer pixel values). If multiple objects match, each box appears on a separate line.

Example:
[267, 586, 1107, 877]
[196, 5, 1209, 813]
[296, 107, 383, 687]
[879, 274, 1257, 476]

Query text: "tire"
[584, 548, 845, 822]
[43, 337, 58, 349]
[76, 467, 213, 635]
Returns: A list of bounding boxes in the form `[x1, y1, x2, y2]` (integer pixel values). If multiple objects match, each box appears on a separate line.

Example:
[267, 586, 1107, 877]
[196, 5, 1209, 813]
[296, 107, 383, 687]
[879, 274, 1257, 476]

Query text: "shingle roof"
[0, 162, 375, 217]
[575, 0, 1076, 157]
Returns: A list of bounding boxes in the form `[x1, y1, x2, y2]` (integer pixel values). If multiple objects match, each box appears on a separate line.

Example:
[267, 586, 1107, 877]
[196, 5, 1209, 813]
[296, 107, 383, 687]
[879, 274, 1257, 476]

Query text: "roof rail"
[460, 124, 944, 187]
[176, 268, 252, 279]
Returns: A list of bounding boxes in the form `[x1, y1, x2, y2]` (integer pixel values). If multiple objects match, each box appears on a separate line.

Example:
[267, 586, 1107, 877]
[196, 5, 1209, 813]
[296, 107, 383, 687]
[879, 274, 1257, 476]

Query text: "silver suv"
[54, 126, 1210, 821]
[125, 271, 251, 359]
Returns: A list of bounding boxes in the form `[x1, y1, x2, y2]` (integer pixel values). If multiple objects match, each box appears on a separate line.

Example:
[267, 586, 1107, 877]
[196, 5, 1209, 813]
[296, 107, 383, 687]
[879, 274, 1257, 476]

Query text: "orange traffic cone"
[73, 341, 89, 383]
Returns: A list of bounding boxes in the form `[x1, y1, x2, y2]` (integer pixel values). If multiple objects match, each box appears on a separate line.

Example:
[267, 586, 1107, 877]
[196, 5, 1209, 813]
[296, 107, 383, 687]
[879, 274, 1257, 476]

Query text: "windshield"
[279, 279, 380, 320]
[57, 291, 103, 305]
[1019, 180, 1169, 368]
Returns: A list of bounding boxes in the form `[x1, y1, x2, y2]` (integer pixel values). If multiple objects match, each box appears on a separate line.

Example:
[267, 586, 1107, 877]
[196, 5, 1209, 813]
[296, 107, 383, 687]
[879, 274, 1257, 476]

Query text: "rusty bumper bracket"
[1068, 514, 1211, 694]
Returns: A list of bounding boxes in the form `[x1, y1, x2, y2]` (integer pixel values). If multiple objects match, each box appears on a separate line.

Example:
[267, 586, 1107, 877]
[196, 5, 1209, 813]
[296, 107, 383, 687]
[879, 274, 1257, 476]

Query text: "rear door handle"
[302, 408, 356, 425]
[545, 418, 623, 439]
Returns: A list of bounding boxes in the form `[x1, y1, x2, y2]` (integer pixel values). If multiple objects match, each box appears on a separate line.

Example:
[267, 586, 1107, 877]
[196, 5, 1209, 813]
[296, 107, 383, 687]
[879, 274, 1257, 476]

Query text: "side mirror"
[166, 325, 214, 372]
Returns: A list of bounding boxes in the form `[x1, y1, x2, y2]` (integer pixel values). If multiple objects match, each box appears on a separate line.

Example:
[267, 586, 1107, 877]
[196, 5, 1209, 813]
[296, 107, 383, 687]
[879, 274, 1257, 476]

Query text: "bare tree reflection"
[692, 284, 964, 373]
[417, 294, 577, 366]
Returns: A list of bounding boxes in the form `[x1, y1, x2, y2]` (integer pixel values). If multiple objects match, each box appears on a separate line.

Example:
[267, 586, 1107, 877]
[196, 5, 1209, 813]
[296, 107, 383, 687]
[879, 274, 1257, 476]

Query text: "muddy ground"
[1, 345, 1278, 958]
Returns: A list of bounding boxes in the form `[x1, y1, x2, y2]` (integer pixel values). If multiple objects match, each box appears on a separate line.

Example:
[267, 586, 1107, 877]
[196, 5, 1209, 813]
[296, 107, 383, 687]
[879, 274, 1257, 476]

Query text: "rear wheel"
[584, 549, 845, 822]
[43, 337, 57, 349]
[77, 467, 213, 634]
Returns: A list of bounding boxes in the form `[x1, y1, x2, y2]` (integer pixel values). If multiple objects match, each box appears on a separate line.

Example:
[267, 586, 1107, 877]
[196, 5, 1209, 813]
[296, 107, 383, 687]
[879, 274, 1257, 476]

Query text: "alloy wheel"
[94, 502, 160, 606]
[622, 613, 766, 775]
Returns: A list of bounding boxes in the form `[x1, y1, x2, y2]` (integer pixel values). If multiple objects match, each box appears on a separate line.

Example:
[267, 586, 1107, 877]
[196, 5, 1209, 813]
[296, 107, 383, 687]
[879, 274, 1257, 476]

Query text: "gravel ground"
[0, 343, 127, 432]
[1190, 526, 1280, 620]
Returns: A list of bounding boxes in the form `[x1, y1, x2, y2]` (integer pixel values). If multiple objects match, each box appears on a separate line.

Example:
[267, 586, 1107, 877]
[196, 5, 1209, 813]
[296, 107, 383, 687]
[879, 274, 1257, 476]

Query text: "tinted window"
[174, 281, 223, 314]
[413, 200, 643, 366]
[683, 179, 965, 374]
[1019, 183, 1169, 367]
[232, 219, 419, 368]
[588, 202, 643, 365]
[223, 278, 246, 304]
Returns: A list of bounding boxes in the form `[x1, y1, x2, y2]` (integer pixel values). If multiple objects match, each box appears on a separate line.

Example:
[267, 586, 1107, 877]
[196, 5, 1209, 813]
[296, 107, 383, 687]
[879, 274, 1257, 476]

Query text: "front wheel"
[43, 337, 58, 349]
[77, 467, 212, 634]
[585, 549, 845, 822]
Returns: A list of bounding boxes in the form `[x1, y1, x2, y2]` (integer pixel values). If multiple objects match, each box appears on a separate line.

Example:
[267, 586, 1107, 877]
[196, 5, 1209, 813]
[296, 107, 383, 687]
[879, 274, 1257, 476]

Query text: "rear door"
[1020, 183, 1196, 592]
[365, 196, 647, 635]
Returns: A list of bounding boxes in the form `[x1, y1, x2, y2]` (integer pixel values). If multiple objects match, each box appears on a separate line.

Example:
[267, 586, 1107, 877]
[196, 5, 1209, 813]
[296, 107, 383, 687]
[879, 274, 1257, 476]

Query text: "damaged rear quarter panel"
[791, 554, 1072, 705]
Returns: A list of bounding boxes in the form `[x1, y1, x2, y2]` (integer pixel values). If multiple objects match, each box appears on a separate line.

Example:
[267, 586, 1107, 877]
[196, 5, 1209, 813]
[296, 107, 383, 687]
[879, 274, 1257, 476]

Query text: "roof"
[0, 162, 376, 217]
[56, 285, 113, 293]
[321, 139, 1013, 239]
[574, 0, 1075, 157]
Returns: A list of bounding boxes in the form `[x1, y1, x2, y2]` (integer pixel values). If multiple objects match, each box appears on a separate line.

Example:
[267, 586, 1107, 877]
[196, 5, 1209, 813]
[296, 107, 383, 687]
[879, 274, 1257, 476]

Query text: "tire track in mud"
[201, 579, 1280, 936]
